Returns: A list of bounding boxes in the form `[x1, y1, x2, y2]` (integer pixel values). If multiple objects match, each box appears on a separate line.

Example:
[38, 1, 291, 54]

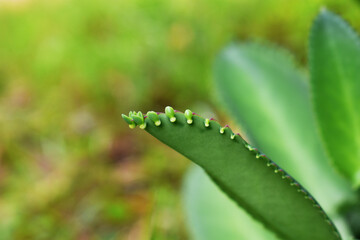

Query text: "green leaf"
[124, 109, 341, 240]
[183, 164, 280, 240]
[309, 9, 360, 186]
[213, 42, 353, 215]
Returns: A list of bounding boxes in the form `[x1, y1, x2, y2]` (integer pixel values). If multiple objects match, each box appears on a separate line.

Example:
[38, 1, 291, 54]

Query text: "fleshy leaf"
[183, 165, 280, 240]
[213, 42, 353, 215]
[309, 9, 360, 186]
[123, 108, 341, 240]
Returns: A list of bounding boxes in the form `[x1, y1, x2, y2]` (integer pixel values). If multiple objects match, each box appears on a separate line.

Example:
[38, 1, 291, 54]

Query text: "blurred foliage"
[0, 0, 359, 239]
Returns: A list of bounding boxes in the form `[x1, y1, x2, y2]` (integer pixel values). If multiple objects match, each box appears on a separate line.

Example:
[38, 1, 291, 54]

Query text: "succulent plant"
[122, 9, 360, 240]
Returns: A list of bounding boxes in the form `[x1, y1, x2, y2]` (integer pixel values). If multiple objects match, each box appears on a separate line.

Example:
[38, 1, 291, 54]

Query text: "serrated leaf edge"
[122, 106, 341, 239]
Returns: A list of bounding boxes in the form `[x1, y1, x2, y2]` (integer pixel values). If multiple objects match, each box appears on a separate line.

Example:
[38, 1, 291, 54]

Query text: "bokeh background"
[1, 0, 360, 239]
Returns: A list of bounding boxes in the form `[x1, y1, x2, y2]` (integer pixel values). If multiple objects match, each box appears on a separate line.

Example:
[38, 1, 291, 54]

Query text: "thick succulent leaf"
[123, 109, 341, 240]
[213, 42, 353, 214]
[309, 9, 360, 185]
[183, 165, 280, 240]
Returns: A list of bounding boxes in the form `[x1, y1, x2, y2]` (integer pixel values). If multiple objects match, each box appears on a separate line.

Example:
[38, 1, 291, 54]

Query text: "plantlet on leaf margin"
[165, 106, 176, 122]
[121, 114, 136, 129]
[147, 111, 161, 126]
[122, 111, 146, 129]
[122, 106, 341, 240]
[184, 109, 193, 124]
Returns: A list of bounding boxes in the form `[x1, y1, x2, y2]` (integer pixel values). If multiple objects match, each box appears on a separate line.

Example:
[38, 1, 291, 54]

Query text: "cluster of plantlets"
[123, 9, 360, 240]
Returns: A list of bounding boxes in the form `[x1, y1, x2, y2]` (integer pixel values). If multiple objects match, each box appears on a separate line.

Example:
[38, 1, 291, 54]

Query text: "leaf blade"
[213, 42, 353, 215]
[126, 109, 341, 240]
[183, 165, 280, 240]
[309, 9, 360, 185]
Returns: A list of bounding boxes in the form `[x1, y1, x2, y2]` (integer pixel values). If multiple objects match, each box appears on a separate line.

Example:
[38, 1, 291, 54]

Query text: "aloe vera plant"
[122, 9, 360, 240]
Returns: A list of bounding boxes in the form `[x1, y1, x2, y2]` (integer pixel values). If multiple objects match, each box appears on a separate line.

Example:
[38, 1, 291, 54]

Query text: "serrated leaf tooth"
[267, 162, 278, 171]
[220, 127, 225, 134]
[325, 219, 332, 225]
[298, 189, 307, 195]
[283, 175, 294, 185]
[267, 162, 275, 167]
[276, 169, 285, 176]
[314, 204, 321, 210]
[291, 182, 300, 189]
[256, 153, 266, 159]
[140, 108, 340, 239]
[244, 143, 256, 152]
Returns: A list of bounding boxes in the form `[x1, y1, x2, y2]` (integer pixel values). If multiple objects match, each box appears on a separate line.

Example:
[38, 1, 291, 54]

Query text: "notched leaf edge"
[122, 106, 340, 239]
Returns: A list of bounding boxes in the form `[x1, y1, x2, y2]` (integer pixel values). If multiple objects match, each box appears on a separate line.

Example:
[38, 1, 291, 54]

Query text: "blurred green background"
[0, 0, 360, 239]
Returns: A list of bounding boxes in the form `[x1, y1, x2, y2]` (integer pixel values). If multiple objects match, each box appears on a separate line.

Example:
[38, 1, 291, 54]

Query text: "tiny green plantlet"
[123, 9, 360, 240]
